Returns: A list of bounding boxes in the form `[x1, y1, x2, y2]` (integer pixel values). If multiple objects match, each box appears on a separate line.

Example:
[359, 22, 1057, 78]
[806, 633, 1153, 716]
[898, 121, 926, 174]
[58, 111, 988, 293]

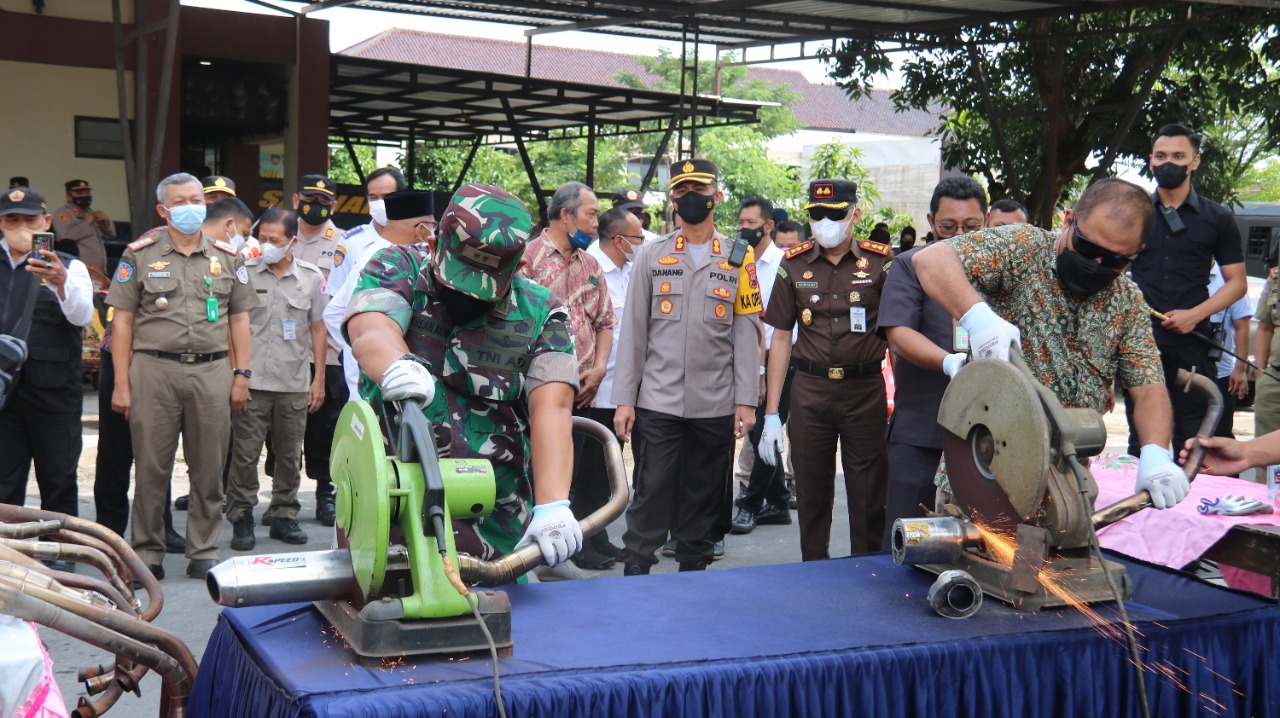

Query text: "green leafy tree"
[825, 7, 1280, 225]
[1240, 159, 1280, 203]
[326, 142, 376, 185]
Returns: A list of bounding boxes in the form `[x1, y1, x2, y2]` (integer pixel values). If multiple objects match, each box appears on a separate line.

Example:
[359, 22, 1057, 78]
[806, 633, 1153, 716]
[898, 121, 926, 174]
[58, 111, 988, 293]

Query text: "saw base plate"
[316, 590, 513, 664]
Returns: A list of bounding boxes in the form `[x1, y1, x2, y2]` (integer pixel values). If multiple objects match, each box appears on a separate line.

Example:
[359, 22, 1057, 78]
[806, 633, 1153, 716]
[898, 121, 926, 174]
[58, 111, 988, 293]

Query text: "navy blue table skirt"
[187, 552, 1280, 717]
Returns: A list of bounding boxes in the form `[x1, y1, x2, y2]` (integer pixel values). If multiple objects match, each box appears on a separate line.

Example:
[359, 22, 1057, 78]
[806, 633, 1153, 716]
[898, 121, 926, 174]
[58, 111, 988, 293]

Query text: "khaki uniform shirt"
[51, 202, 113, 270]
[293, 218, 341, 365]
[244, 257, 327, 393]
[1257, 267, 1280, 367]
[611, 231, 763, 418]
[765, 239, 890, 367]
[105, 231, 257, 353]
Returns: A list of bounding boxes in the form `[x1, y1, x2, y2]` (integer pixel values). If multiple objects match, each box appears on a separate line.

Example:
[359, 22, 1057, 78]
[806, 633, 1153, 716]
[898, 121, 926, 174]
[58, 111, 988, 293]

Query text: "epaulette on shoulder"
[343, 225, 363, 239]
[212, 239, 239, 255]
[127, 235, 158, 252]
[784, 241, 813, 259]
[858, 239, 891, 256]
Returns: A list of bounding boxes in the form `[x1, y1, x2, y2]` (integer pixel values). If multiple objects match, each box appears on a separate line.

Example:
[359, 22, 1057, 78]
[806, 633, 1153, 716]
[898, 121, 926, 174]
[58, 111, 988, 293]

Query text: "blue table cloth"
[188, 552, 1280, 717]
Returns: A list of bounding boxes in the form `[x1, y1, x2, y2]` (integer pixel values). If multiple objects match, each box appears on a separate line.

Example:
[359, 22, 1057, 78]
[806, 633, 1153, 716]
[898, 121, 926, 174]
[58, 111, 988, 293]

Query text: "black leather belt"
[793, 359, 881, 380]
[141, 350, 228, 365]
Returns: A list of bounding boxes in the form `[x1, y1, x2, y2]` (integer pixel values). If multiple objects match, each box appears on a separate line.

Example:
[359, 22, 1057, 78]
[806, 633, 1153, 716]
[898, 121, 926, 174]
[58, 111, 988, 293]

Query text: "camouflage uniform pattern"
[343, 240, 579, 560]
[432, 184, 531, 301]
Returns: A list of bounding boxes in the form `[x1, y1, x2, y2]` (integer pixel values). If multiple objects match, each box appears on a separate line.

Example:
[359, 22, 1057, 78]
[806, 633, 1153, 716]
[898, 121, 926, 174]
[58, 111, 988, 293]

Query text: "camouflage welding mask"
[432, 183, 531, 302]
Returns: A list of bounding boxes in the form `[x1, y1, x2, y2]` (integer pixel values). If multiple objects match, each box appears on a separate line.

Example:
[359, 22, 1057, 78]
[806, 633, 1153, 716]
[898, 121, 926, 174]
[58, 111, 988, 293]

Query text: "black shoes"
[186, 559, 217, 579]
[712, 540, 725, 561]
[594, 539, 623, 558]
[261, 514, 274, 526]
[679, 560, 709, 572]
[661, 539, 677, 557]
[132, 563, 164, 589]
[786, 479, 797, 510]
[730, 507, 757, 535]
[572, 546, 617, 571]
[231, 513, 256, 551]
[623, 563, 650, 576]
[755, 502, 793, 526]
[174, 494, 189, 511]
[316, 495, 336, 527]
[269, 518, 308, 545]
[165, 527, 186, 554]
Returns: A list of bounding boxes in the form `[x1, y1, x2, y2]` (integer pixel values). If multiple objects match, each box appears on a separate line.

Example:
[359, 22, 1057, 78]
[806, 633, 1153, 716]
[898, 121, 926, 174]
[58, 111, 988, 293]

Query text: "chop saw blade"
[938, 359, 1052, 531]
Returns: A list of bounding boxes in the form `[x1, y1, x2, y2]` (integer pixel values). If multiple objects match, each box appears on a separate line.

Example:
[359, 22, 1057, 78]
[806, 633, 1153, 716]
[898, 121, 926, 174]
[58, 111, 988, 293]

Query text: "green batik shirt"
[342, 244, 579, 560]
[946, 224, 1164, 413]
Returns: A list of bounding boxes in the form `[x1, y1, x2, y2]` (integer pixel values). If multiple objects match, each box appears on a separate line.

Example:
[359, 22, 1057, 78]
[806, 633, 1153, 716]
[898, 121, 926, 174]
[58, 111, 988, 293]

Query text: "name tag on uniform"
[147, 271, 171, 278]
[850, 306, 867, 333]
[283, 319, 297, 340]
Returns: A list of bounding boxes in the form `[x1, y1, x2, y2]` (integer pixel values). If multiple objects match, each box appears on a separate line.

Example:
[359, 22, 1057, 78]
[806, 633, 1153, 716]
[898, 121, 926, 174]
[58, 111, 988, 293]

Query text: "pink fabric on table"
[14, 624, 68, 718]
[1092, 454, 1280, 571]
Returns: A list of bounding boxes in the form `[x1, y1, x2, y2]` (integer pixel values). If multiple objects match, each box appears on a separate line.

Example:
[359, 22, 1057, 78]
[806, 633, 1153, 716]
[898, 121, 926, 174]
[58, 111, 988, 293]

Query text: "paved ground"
[22, 386, 1259, 716]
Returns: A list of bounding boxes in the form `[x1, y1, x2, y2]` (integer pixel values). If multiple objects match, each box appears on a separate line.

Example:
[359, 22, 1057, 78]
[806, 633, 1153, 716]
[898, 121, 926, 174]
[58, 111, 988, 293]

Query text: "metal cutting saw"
[892, 353, 1222, 613]
[207, 400, 627, 662]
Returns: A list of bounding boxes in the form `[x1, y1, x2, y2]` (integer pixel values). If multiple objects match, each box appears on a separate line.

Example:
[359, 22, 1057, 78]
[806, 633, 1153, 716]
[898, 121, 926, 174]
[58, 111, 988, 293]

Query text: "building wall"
[0, 0, 131, 23]
[0, 60, 135, 220]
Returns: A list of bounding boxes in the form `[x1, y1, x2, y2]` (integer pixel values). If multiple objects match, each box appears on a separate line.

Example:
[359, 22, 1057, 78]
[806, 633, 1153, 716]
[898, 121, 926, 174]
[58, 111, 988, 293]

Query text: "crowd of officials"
[0, 120, 1255, 581]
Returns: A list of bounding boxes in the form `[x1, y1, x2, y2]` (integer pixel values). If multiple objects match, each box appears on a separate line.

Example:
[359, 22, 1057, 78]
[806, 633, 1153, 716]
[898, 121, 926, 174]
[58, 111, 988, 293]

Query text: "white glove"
[757, 413, 784, 467]
[942, 352, 968, 378]
[959, 302, 1021, 361]
[1135, 444, 1191, 510]
[1198, 494, 1274, 516]
[379, 357, 436, 404]
[516, 500, 582, 567]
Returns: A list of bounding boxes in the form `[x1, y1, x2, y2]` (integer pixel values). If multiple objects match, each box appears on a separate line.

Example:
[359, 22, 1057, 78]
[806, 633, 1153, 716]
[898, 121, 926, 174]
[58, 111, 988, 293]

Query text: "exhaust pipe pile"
[0, 504, 195, 718]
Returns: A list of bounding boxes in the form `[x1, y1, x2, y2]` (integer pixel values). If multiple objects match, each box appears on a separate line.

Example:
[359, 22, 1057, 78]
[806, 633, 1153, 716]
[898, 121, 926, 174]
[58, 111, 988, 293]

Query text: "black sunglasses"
[1071, 222, 1139, 270]
[808, 206, 849, 222]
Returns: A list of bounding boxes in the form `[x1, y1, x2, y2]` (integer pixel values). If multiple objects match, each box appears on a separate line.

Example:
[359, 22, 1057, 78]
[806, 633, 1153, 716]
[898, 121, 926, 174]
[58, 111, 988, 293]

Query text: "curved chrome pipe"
[0, 520, 62, 539]
[0, 538, 134, 609]
[459, 416, 629, 587]
[928, 570, 983, 619]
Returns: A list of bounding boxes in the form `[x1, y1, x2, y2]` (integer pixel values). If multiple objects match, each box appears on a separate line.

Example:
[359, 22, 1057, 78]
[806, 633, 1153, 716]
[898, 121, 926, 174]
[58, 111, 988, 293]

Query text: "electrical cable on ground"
[442, 552, 507, 718]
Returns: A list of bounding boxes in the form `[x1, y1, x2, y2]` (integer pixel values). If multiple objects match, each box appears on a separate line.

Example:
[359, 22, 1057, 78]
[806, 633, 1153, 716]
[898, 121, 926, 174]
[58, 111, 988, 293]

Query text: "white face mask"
[368, 199, 388, 226]
[810, 217, 851, 249]
[261, 237, 295, 265]
[226, 226, 246, 250]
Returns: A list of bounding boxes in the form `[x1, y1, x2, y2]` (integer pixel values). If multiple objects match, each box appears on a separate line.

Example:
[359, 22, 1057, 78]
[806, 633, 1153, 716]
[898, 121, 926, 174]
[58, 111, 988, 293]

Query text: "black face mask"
[71, 196, 93, 210]
[438, 285, 495, 325]
[1152, 162, 1190, 190]
[1056, 248, 1121, 298]
[738, 227, 765, 248]
[674, 192, 715, 226]
[900, 236, 916, 251]
[298, 200, 330, 226]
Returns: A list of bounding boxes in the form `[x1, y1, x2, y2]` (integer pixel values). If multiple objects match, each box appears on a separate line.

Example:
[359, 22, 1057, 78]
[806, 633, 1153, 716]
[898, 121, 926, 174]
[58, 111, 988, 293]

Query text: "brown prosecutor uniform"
[765, 238, 891, 559]
[612, 231, 762, 567]
[105, 232, 257, 564]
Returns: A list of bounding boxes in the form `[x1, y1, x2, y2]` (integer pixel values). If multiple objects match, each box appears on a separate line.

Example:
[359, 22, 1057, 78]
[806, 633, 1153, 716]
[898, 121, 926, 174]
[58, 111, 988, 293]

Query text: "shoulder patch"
[324, 227, 334, 239]
[784, 241, 813, 259]
[333, 244, 346, 267]
[127, 235, 158, 252]
[115, 262, 134, 283]
[858, 239, 891, 256]
[59, 213, 70, 223]
[212, 239, 239, 255]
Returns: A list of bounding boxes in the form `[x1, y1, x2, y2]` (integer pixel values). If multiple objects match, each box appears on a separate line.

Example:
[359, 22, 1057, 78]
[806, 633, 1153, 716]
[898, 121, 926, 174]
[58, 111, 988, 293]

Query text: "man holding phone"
[0, 186, 94, 564]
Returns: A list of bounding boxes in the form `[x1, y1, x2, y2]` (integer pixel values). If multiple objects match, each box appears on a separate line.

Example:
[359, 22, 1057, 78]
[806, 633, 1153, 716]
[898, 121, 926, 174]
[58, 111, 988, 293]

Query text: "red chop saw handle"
[1091, 369, 1223, 531]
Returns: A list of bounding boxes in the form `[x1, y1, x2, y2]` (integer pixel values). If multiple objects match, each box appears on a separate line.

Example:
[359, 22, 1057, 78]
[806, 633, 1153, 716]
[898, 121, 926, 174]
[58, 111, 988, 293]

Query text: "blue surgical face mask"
[567, 216, 596, 251]
[167, 204, 206, 234]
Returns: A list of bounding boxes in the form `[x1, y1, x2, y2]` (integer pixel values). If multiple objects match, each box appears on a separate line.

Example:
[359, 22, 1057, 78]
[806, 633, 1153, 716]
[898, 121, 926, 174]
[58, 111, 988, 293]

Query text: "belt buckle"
[179, 353, 198, 364]
[827, 367, 845, 380]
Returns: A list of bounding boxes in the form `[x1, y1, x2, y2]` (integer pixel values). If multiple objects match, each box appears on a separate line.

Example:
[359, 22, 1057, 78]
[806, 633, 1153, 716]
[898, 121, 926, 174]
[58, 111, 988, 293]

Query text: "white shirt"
[323, 233, 392, 396]
[1208, 263, 1253, 379]
[2, 238, 94, 327]
[325, 222, 383, 297]
[753, 241, 785, 348]
[586, 242, 632, 409]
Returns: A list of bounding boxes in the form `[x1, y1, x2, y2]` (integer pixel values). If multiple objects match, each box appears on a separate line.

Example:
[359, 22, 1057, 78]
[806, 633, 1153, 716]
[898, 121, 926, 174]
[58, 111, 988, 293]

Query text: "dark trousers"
[881, 440, 943, 550]
[737, 363, 795, 514]
[788, 372, 888, 560]
[0, 399, 80, 516]
[571, 406, 618, 551]
[303, 363, 348, 497]
[1126, 343, 1212, 456]
[93, 349, 174, 536]
[622, 409, 734, 566]
[1213, 374, 1237, 439]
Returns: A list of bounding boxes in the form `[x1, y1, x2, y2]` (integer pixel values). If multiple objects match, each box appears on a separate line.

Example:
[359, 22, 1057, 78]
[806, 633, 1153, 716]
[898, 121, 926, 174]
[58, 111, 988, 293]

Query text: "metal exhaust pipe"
[207, 549, 357, 607]
[928, 569, 983, 619]
[891, 516, 982, 566]
[0, 520, 62, 538]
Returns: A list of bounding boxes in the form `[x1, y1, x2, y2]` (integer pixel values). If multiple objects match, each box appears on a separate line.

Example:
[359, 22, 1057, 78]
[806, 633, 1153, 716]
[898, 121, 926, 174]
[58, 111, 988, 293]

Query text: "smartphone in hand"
[31, 232, 54, 265]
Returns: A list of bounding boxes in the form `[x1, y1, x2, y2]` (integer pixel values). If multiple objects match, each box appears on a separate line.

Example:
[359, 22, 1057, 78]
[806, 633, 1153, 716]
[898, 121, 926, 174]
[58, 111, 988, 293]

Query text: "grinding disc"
[938, 359, 1051, 529]
[330, 400, 392, 602]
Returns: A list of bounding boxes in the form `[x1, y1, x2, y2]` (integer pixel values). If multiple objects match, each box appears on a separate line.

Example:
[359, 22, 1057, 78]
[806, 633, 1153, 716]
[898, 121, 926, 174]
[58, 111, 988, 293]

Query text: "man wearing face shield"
[1126, 124, 1246, 461]
[51, 179, 114, 273]
[914, 178, 1189, 510]
[106, 172, 258, 581]
[761, 179, 891, 560]
[344, 184, 583, 574]
[225, 207, 328, 552]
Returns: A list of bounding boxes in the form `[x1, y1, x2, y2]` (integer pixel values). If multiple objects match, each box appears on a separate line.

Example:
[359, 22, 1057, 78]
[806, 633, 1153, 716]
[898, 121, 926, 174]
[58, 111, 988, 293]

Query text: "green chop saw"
[207, 400, 628, 662]
[891, 354, 1221, 613]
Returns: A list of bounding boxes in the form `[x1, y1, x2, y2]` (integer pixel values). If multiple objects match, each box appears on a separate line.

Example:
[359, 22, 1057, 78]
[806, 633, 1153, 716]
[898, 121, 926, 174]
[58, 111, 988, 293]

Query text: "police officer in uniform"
[291, 174, 348, 526]
[201, 175, 238, 203]
[612, 159, 763, 573]
[51, 179, 114, 272]
[106, 172, 257, 580]
[759, 178, 889, 560]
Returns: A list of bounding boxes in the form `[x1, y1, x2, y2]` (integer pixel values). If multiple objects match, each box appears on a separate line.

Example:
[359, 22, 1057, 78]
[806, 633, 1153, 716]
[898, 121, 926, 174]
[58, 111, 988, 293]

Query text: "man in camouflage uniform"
[343, 184, 583, 569]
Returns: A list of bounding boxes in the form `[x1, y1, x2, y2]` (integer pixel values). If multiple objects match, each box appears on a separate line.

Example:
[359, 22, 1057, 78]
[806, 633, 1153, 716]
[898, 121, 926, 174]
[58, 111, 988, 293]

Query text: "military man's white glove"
[516, 500, 582, 567]
[1135, 444, 1190, 510]
[379, 357, 436, 404]
[942, 352, 968, 378]
[959, 302, 1021, 361]
[757, 413, 784, 467]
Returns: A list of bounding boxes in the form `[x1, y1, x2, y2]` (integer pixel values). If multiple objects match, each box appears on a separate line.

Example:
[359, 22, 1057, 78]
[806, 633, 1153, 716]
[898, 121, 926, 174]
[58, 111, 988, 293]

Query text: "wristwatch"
[233, 368, 252, 379]
[759, 365, 767, 376]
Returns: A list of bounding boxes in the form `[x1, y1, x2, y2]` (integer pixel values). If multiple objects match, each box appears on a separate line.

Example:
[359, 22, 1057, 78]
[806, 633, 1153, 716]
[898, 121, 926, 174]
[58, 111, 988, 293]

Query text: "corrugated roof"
[340, 28, 945, 136]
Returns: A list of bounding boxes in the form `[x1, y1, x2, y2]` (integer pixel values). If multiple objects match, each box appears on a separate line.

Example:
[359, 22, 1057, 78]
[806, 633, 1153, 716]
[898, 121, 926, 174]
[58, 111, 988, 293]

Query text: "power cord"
[441, 552, 507, 718]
